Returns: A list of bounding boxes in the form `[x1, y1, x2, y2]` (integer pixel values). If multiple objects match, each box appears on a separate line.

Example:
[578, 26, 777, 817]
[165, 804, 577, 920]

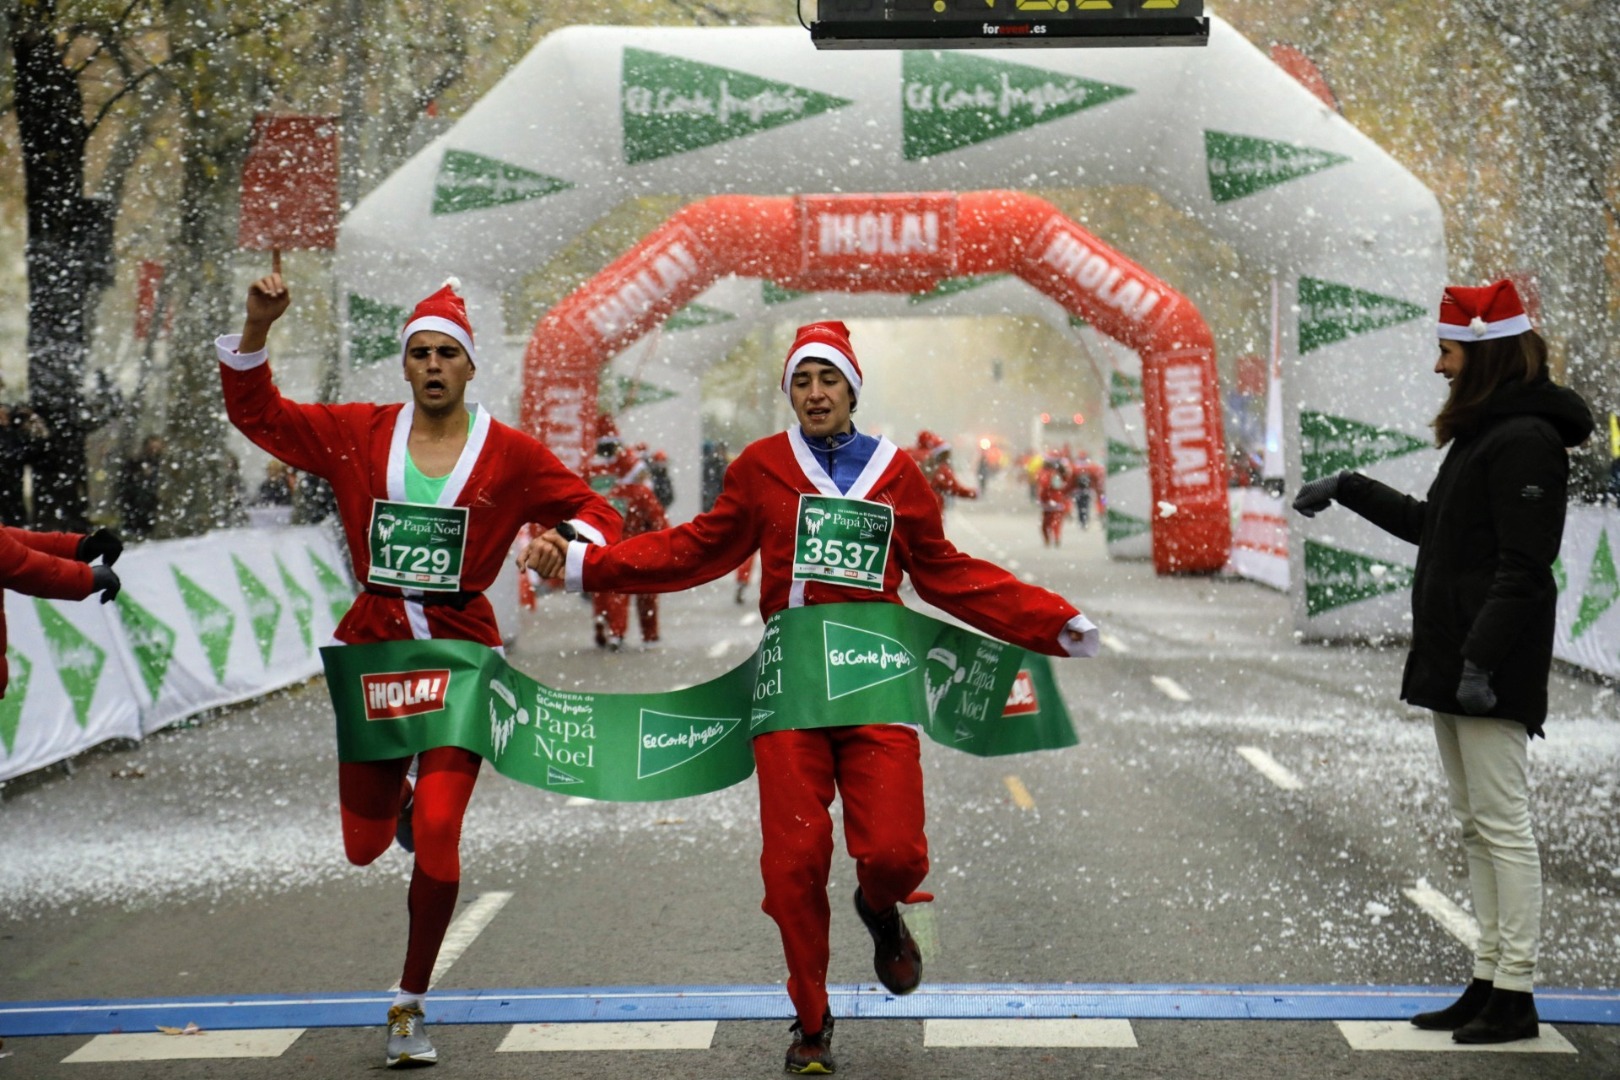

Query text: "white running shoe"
[386, 1003, 437, 1068]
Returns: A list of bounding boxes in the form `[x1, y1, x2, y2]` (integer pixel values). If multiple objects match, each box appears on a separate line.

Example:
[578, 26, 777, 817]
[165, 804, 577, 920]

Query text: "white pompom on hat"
[401, 276, 476, 362]
[781, 320, 861, 400]
[1438, 278, 1532, 342]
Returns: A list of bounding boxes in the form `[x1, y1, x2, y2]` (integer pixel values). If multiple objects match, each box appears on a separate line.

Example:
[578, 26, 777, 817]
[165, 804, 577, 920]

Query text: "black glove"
[77, 527, 124, 566]
[1292, 472, 1344, 518]
[1456, 659, 1497, 715]
[90, 564, 122, 605]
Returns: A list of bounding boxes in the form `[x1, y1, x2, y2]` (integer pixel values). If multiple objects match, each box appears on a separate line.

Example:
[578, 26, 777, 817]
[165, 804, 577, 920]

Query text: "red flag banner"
[238, 114, 340, 251]
[134, 259, 169, 340]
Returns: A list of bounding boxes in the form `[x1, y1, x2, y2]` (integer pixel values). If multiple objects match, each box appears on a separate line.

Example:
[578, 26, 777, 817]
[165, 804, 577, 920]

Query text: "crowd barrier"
[1, 526, 356, 783]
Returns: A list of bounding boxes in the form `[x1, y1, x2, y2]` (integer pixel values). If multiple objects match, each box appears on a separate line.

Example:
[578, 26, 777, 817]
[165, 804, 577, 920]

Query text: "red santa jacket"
[1, 527, 93, 696]
[1038, 466, 1074, 514]
[218, 336, 621, 647]
[571, 428, 1083, 657]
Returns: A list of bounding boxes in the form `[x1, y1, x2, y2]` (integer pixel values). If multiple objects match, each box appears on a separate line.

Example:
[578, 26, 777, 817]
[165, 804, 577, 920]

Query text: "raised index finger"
[271, 248, 282, 277]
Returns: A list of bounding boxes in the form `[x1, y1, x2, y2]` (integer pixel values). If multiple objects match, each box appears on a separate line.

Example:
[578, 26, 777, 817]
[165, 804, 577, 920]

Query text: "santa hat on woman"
[1437, 279, 1533, 342]
[781, 321, 862, 401]
[401, 277, 476, 363]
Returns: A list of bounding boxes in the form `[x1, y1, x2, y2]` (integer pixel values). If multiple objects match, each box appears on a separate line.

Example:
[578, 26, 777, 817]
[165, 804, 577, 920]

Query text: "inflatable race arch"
[525, 191, 1229, 573]
[337, 19, 1447, 633]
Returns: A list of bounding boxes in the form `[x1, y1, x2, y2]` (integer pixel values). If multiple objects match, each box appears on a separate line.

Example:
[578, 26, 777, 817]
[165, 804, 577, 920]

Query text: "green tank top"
[403, 411, 474, 503]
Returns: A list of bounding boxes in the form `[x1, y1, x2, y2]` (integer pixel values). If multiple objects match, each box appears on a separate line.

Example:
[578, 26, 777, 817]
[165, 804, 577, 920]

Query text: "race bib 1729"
[367, 500, 469, 592]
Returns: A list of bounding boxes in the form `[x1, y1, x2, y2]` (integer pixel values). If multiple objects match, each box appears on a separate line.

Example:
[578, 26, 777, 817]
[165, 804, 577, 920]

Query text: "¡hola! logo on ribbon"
[1002, 670, 1039, 717]
[361, 670, 452, 721]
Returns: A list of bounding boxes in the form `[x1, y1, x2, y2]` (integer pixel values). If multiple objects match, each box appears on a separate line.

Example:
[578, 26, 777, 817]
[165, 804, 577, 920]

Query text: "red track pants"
[592, 592, 660, 643]
[338, 746, 481, 995]
[754, 725, 929, 1030]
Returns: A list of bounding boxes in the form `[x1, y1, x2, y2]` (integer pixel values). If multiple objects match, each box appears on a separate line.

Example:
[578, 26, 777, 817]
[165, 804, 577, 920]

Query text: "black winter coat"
[1334, 370, 1592, 736]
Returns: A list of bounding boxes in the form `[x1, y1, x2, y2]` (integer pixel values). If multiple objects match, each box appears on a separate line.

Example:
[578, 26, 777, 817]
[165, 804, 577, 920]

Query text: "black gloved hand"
[1456, 659, 1497, 715]
[77, 527, 124, 566]
[90, 564, 122, 605]
[1292, 472, 1343, 518]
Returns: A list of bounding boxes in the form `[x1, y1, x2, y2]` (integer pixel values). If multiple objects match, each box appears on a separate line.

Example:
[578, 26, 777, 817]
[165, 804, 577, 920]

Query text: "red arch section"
[521, 191, 1229, 574]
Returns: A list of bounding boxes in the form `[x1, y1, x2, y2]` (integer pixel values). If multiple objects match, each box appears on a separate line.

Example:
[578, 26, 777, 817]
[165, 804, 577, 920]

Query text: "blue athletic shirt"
[801, 426, 880, 496]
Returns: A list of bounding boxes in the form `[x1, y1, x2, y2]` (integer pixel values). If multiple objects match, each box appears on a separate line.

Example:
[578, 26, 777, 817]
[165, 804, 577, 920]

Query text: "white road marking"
[496, 1021, 718, 1052]
[706, 639, 732, 659]
[1403, 884, 1481, 950]
[1335, 1021, 1574, 1053]
[390, 891, 513, 992]
[1151, 675, 1191, 702]
[62, 1029, 305, 1062]
[1099, 632, 1129, 654]
[1236, 746, 1303, 791]
[738, 612, 759, 626]
[1003, 775, 1036, 810]
[565, 796, 593, 806]
[924, 1019, 1137, 1048]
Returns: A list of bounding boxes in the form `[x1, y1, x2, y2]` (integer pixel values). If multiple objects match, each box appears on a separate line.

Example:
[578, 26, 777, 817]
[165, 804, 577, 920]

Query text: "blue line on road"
[3, 983, 1616, 1038]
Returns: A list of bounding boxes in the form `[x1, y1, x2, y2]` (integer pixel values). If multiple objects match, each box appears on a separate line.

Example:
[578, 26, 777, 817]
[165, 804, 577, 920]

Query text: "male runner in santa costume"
[584, 420, 669, 649]
[525, 320, 1099, 1075]
[217, 255, 620, 1069]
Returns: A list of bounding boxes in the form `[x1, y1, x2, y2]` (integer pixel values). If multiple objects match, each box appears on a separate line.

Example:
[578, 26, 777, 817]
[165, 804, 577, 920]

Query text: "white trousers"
[1432, 712, 1542, 992]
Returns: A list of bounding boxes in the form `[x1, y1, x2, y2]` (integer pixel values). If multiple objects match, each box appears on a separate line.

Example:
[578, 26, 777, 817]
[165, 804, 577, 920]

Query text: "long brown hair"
[1431, 330, 1547, 446]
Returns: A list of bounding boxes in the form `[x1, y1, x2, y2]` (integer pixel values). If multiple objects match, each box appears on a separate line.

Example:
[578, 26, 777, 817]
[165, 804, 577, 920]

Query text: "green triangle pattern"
[308, 548, 356, 627]
[901, 51, 1133, 160]
[664, 302, 736, 331]
[233, 555, 283, 666]
[762, 280, 811, 305]
[1571, 528, 1618, 640]
[1109, 371, 1141, 408]
[1552, 556, 1567, 594]
[349, 294, 409, 368]
[276, 554, 316, 654]
[1106, 438, 1148, 476]
[114, 591, 178, 700]
[622, 48, 851, 164]
[598, 375, 680, 415]
[173, 567, 236, 684]
[1068, 314, 1090, 329]
[32, 601, 105, 729]
[1299, 278, 1426, 354]
[908, 273, 1008, 304]
[1204, 130, 1351, 204]
[0, 647, 30, 754]
[432, 149, 572, 215]
[1299, 409, 1429, 482]
[1304, 540, 1415, 616]
[1104, 509, 1151, 544]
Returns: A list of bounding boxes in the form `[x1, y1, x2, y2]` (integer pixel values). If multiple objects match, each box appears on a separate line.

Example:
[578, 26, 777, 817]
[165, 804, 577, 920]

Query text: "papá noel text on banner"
[366, 500, 469, 592]
[322, 603, 1078, 803]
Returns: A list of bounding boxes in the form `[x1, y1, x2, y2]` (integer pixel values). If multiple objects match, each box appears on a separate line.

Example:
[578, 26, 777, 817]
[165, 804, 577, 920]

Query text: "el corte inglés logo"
[1204, 130, 1350, 204]
[1571, 528, 1618, 640]
[1304, 540, 1414, 616]
[362, 669, 451, 721]
[621, 48, 849, 164]
[1298, 278, 1426, 354]
[432, 149, 571, 216]
[901, 51, 1132, 160]
[637, 709, 740, 779]
[348, 294, 409, 368]
[1298, 410, 1429, 482]
[0, 647, 30, 754]
[824, 622, 917, 700]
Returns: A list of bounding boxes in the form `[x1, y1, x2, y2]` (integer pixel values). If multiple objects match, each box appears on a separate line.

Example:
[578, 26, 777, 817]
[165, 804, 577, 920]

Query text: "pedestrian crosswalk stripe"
[1402, 883, 1481, 950]
[924, 1018, 1137, 1048]
[61, 1028, 305, 1063]
[1237, 746, 1303, 790]
[496, 1020, 717, 1051]
[1335, 1021, 1576, 1053]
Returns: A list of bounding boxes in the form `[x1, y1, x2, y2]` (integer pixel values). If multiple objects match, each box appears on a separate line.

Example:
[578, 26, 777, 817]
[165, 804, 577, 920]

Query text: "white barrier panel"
[0, 526, 355, 783]
[1554, 505, 1620, 682]
[1226, 487, 1289, 591]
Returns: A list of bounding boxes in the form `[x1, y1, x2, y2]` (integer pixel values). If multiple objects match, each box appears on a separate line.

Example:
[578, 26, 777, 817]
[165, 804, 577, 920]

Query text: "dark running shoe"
[785, 1012, 835, 1074]
[854, 887, 922, 995]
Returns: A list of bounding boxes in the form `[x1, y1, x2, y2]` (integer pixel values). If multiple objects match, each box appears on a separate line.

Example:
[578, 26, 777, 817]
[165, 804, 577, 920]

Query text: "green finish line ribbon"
[320, 602, 1076, 802]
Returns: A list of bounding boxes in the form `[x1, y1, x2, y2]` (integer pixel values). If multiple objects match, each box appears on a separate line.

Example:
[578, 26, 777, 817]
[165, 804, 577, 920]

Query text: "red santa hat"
[401, 277, 476, 362]
[781, 321, 862, 400]
[1438, 279, 1532, 342]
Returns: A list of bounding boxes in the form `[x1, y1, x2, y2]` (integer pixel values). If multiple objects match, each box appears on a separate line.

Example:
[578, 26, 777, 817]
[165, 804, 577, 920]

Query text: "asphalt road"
[2, 494, 1618, 1079]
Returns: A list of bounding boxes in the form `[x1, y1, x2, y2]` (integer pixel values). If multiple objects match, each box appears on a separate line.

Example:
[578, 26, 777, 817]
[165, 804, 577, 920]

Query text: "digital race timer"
[811, 0, 1208, 49]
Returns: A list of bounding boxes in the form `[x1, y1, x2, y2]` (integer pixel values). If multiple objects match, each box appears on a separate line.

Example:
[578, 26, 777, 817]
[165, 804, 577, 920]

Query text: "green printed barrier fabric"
[321, 603, 1076, 801]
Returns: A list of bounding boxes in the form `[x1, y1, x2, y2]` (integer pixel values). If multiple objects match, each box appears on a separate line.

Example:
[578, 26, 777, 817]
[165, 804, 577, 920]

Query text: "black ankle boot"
[1452, 988, 1539, 1044]
[1411, 978, 1492, 1030]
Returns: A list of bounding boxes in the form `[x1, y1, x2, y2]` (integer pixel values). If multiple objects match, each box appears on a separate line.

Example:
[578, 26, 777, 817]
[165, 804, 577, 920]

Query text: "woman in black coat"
[1293, 278, 1592, 1045]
